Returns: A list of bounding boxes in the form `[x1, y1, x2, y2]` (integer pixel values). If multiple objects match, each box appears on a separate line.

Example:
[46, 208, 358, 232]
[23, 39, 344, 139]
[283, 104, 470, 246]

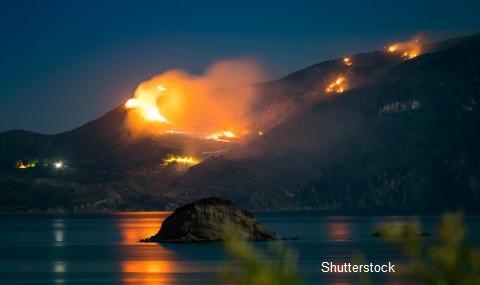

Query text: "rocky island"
[141, 197, 277, 242]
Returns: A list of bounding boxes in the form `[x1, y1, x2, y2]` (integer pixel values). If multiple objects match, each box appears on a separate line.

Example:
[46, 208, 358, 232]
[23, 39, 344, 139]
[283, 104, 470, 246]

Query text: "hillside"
[1, 33, 479, 212]
[172, 35, 480, 210]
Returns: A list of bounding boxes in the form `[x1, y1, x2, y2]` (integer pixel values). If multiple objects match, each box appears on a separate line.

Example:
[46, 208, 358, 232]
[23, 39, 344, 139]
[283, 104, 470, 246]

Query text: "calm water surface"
[0, 212, 479, 285]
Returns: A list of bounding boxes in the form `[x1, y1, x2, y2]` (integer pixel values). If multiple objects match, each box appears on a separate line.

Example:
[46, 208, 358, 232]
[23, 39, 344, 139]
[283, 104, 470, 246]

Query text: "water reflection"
[116, 212, 169, 244]
[53, 260, 67, 273]
[52, 219, 67, 284]
[53, 218, 65, 246]
[117, 212, 181, 285]
[327, 218, 350, 241]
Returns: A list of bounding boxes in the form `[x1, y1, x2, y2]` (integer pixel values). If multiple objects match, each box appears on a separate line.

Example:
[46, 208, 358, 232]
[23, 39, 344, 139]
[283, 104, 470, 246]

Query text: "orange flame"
[124, 59, 262, 141]
[125, 84, 170, 123]
[206, 130, 237, 142]
[325, 76, 347, 94]
[162, 155, 199, 166]
[387, 38, 421, 60]
[343, 57, 352, 66]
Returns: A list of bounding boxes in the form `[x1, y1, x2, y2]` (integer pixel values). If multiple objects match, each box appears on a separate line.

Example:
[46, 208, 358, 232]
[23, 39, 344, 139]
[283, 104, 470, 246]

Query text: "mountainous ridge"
[1, 33, 479, 212]
[171, 35, 480, 210]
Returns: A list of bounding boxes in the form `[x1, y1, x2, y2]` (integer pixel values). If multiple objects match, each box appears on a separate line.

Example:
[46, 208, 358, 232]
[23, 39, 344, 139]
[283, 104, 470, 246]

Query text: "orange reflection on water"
[327, 219, 350, 241]
[122, 260, 174, 274]
[116, 212, 171, 244]
[117, 212, 181, 285]
[122, 260, 177, 285]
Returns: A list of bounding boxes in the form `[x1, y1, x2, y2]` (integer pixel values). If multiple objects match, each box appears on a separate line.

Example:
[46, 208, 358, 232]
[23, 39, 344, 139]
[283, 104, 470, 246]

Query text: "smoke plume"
[125, 58, 264, 141]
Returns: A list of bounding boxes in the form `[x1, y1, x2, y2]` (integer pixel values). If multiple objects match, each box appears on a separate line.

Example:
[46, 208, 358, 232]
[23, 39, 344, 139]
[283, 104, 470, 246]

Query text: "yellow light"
[125, 96, 170, 124]
[388, 45, 398, 52]
[206, 130, 237, 142]
[325, 76, 347, 94]
[125, 98, 140, 108]
[343, 57, 352, 66]
[162, 155, 199, 166]
[156, 84, 166, 92]
[16, 161, 35, 169]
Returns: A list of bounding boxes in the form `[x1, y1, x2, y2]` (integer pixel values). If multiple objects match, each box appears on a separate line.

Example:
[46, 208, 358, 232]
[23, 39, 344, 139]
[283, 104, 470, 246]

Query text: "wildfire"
[325, 76, 347, 94]
[125, 84, 170, 123]
[343, 57, 352, 66]
[124, 59, 261, 141]
[388, 45, 398, 52]
[206, 130, 237, 142]
[386, 38, 421, 60]
[162, 155, 199, 166]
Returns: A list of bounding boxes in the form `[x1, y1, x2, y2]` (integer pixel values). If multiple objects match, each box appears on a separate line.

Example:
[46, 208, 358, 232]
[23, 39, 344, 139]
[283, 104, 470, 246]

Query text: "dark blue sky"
[1, 0, 479, 134]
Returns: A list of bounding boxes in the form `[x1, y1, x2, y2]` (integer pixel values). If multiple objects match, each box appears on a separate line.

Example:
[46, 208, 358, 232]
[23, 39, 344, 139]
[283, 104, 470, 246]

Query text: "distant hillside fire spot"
[162, 155, 200, 166]
[386, 38, 422, 59]
[124, 59, 263, 142]
[343, 57, 352, 66]
[326, 76, 347, 94]
[206, 130, 238, 142]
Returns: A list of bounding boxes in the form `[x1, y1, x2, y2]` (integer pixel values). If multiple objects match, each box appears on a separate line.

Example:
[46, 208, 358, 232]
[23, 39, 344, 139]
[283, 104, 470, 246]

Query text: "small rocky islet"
[141, 197, 277, 243]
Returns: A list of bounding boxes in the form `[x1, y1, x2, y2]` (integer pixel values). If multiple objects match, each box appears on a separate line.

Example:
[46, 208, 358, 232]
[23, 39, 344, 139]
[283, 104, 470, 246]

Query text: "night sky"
[1, 0, 479, 134]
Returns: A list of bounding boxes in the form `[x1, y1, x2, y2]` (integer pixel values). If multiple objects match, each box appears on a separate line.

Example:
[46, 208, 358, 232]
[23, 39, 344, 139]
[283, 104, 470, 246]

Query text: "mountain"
[1, 33, 479, 212]
[172, 34, 480, 211]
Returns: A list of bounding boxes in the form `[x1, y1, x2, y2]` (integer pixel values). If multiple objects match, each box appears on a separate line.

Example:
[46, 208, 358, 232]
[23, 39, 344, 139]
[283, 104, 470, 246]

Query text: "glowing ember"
[258, 131, 264, 136]
[388, 45, 398, 52]
[386, 39, 421, 60]
[343, 57, 352, 66]
[325, 76, 347, 94]
[206, 131, 237, 142]
[125, 84, 170, 123]
[401, 50, 418, 59]
[162, 155, 199, 166]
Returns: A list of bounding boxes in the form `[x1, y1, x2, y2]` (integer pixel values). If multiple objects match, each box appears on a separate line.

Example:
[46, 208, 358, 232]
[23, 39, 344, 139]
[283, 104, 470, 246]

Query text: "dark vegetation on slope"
[1, 33, 479, 212]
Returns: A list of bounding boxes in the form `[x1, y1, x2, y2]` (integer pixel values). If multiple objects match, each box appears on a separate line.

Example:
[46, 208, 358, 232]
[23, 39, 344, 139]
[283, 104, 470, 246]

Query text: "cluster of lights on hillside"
[15, 159, 65, 170]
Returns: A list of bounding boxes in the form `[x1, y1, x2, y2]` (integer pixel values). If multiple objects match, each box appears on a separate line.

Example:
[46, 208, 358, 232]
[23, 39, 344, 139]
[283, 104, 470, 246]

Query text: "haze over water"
[0, 212, 479, 285]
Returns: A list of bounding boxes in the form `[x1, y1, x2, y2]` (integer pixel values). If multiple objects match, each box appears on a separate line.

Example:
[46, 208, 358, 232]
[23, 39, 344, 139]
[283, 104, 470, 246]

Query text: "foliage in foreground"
[220, 212, 480, 285]
[219, 239, 301, 285]
[381, 212, 480, 285]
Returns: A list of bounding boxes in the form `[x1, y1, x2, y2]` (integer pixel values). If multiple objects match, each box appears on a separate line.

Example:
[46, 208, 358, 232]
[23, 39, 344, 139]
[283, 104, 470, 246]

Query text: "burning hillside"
[343, 57, 352, 66]
[2, 32, 480, 213]
[162, 155, 199, 166]
[124, 59, 263, 142]
[326, 76, 347, 94]
[386, 38, 422, 59]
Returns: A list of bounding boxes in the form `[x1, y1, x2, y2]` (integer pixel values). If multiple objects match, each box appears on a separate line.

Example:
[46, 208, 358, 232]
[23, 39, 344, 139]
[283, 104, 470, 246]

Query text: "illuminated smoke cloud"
[124, 58, 264, 142]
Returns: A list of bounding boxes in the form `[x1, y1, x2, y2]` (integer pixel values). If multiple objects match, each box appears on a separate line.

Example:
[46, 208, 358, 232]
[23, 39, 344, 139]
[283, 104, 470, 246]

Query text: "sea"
[0, 211, 479, 285]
